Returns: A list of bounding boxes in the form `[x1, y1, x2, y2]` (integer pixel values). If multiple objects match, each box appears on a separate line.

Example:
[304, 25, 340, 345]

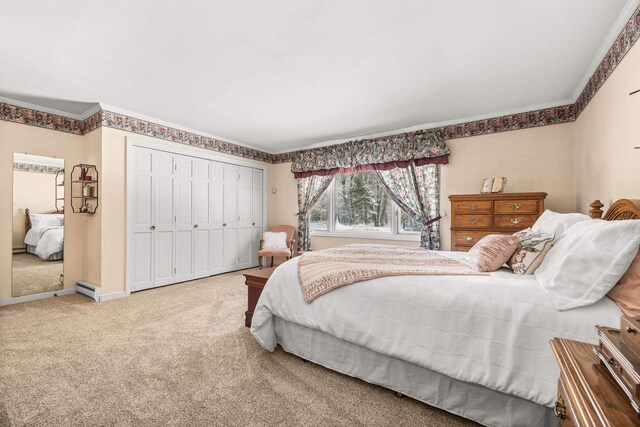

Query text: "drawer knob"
[469, 203, 478, 211]
[511, 203, 521, 210]
[469, 218, 478, 224]
[627, 326, 636, 334]
[464, 235, 473, 242]
[554, 397, 567, 419]
[510, 218, 521, 225]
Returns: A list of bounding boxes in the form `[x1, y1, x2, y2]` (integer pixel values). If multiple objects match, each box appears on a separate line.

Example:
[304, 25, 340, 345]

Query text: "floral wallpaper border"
[1, 3, 639, 164]
[13, 162, 63, 174]
[575, 3, 640, 116]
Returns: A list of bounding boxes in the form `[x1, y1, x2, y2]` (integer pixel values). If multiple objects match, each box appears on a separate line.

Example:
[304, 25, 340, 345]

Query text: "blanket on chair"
[297, 244, 484, 302]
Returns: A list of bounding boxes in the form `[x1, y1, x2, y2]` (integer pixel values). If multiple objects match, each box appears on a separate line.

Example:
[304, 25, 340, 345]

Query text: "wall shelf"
[70, 164, 99, 214]
[55, 169, 64, 213]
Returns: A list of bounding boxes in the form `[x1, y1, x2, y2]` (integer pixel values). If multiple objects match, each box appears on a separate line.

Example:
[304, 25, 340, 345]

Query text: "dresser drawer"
[453, 214, 493, 228]
[494, 200, 540, 214]
[453, 200, 492, 214]
[494, 214, 537, 229]
[452, 230, 493, 246]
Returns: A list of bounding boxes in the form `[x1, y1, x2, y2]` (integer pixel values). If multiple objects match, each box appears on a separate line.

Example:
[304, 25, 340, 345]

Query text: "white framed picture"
[481, 178, 494, 194]
[491, 177, 507, 193]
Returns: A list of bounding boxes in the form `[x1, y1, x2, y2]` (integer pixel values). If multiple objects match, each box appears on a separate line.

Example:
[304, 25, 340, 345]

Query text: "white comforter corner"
[251, 251, 622, 407]
[25, 226, 64, 259]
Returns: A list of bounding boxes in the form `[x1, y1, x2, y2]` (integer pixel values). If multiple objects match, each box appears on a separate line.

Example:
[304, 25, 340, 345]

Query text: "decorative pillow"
[531, 210, 590, 241]
[466, 234, 519, 272]
[263, 231, 288, 249]
[508, 228, 555, 275]
[30, 213, 64, 228]
[607, 251, 640, 316]
[534, 220, 640, 311]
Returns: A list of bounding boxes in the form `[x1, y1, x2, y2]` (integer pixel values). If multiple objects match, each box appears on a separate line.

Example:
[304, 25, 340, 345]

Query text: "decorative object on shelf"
[71, 164, 99, 214]
[55, 168, 64, 213]
[491, 177, 507, 193]
[481, 178, 494, 194]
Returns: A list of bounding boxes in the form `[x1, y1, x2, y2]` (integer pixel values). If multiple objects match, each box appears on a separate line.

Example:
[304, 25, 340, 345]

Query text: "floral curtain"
[292, 130, 449, 178]
[375, 164, 441, 249]
[296, 175, 334, 253]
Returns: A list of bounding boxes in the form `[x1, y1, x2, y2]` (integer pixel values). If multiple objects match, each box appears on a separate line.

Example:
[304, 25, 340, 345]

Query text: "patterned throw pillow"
[508, 228, 555, 275]
[467, 234, 519, 272]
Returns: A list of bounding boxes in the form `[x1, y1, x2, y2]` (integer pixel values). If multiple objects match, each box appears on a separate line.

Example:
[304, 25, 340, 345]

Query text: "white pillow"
[263, 231, 288, 249]
[532, 209, 591, 241]
[535, 219, 640, 311]
[30, 213, 64, 228]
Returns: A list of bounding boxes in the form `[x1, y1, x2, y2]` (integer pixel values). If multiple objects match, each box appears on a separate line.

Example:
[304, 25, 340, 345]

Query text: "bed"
[251, 199, 640, 426]
[24, 208, 64, 261]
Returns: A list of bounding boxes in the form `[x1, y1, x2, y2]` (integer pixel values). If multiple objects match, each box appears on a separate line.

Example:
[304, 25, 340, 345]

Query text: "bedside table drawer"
[556, 377, 577, 426]
[494, 200, 540, 214]
[494, 215, 537, 229]
[453, 214, 493, 228]
[453, 201, 492, 214]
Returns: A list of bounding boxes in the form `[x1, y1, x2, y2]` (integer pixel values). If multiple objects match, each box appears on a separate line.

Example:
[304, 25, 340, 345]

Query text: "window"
[308, 170, 421, 240]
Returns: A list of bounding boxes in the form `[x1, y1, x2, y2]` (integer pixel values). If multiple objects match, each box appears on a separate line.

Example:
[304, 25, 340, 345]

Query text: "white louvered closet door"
[174, 155, 194, 282]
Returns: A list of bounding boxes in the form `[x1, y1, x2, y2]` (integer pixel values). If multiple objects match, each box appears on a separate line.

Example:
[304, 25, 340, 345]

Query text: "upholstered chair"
[258, 225, 296, 269]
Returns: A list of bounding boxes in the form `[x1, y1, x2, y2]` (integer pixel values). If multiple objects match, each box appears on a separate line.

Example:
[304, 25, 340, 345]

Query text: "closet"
[128, 144, 264, 292]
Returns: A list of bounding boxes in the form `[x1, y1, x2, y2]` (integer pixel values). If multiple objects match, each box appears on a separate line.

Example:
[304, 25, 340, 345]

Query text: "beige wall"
[12, 170, 58, 250]
[573, 40, 640, 211]
[0, 122, 85, 300]
[82, 129, 102, 286]
[268, 122, 575, 251]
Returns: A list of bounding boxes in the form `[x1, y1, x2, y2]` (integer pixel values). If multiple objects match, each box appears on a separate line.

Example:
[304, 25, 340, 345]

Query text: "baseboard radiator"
[75, 281, 101, 302]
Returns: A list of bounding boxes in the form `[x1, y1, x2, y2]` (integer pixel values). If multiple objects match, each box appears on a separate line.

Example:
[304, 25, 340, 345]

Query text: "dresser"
[550, 338, 639, 426]
[448, 192, 547, 252]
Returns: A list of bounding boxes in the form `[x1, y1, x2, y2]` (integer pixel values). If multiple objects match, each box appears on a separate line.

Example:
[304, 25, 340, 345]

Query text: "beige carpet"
[11, 253, 63, 297]
[0, 270, 477, 427]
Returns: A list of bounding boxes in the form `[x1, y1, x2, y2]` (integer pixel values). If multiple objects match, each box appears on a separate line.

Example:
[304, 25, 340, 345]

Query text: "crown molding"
[97, 103, 266, 153]
[571, 0, 640, 102]
[0, 95, 90, 121]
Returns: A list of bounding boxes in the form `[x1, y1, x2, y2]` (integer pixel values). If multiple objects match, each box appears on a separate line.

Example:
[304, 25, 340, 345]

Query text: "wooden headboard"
[589, 199, 640, 220]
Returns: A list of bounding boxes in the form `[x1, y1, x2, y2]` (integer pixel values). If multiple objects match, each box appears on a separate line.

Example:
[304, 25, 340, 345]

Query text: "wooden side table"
[550, 337, 639, 426]
[244, 267, 276, 327]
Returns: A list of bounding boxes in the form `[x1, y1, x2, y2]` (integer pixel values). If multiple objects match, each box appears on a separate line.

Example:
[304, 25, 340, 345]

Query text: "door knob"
[252, 222, 255, 226]
[194, 224, 198, 228]
[150, 225, 156, 230]
[223, 223, 227, 227]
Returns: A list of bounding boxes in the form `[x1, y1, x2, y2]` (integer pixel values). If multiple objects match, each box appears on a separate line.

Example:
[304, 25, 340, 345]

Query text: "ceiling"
[0, 1, 636, 152]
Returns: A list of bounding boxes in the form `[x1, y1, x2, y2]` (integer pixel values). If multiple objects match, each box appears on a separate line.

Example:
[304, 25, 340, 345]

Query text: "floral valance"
[291, 130, 449, 178]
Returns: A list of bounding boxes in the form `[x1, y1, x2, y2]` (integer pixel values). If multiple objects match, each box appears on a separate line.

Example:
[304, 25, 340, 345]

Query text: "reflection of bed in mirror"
[24, 208, 64, 261]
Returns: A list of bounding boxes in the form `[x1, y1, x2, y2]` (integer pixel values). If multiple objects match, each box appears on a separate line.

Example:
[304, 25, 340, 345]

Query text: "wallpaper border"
[13, 162, 64, 174]
[1, 3, 639, 164]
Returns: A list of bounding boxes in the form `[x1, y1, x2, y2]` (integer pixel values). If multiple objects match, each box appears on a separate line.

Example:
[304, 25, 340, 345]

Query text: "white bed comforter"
[25, 226, 64, 260]
[251, 251, 622, 407]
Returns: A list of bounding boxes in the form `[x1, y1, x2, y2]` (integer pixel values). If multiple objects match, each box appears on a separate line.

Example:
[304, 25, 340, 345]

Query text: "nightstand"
[244, 267, 276, 327]
[550, 337, 639, 426]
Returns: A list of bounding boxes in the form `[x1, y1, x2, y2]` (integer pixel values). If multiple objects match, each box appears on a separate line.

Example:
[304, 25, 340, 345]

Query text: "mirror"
[12, 154, 65, 297]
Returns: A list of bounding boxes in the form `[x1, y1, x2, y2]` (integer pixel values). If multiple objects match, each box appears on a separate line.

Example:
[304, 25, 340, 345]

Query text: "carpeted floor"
[0, 270, 477, 427]
[11, 253, 63, 297]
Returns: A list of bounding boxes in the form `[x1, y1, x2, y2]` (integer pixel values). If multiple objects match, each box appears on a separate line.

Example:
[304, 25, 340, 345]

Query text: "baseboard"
[0, 288, 76, 307]
[99, 291, 126, 302]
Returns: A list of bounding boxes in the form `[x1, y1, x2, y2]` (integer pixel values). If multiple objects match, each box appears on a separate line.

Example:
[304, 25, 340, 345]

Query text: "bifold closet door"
[130, 147, 175, 291]
[252, 169, 264, 258]
[209, 162, 225, 273]
[237, 166, 253, 267]
[193, 159, 211, 279]
[174, 156, 194, 282]
[223, 164, 239, 268]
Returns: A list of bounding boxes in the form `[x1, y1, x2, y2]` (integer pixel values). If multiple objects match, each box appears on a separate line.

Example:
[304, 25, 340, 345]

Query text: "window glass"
[308, 189, 329, 231]
[334, 171, 391, 232]
[400, 211, 422, 232]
